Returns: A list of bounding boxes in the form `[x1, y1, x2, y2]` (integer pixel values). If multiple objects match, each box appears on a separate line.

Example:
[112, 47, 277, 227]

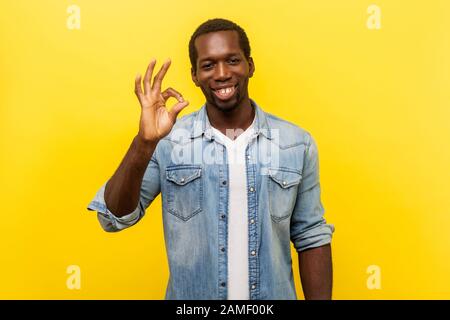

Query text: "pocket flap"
[268, 167, 302, 188]
[166, 166, 202, 186]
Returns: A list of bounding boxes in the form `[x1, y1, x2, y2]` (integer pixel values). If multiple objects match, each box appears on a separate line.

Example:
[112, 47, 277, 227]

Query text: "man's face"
[191, 30, 255, 112]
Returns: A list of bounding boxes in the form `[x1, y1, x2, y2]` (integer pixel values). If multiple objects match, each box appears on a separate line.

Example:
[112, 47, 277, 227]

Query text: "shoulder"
[264, 111, 313, 149]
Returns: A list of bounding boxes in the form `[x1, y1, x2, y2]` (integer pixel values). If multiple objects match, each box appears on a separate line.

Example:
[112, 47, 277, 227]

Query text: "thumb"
[168, 100, 189, 122]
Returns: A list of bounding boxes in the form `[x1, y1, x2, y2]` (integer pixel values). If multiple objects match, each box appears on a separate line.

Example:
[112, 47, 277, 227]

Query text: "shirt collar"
[190, 99, 272, 141]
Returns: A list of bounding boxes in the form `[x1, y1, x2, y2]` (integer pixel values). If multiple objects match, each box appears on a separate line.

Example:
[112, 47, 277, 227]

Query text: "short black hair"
[189, 18, 251, 73]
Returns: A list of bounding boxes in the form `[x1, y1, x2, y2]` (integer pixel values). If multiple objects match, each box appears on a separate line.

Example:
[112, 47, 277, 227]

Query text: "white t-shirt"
[211, 118, 256, 300]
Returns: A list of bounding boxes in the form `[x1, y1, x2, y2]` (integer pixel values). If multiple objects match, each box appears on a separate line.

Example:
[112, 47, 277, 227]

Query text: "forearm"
[298, 243, 333, 300]
[104, 135, 158, 217]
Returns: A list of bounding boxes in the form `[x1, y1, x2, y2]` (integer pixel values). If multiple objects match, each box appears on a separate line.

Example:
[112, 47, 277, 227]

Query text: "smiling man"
[87, 18, 334, 300]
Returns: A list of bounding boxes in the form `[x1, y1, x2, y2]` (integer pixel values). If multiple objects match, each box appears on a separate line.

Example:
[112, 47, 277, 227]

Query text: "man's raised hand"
[134, 59, 189, 143]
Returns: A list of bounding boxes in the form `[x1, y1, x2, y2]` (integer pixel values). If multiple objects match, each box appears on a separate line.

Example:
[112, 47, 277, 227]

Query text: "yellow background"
[1, 0, 449, 299]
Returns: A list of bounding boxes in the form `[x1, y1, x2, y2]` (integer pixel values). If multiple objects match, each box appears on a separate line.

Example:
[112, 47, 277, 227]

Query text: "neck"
[206, 98, 255, 135]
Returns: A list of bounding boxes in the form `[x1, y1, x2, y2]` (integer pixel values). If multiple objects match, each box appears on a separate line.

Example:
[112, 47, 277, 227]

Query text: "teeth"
[218, 87, 233, 95]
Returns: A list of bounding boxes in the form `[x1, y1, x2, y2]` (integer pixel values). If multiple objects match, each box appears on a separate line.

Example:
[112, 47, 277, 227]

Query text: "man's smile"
[212, 84, 238, 101]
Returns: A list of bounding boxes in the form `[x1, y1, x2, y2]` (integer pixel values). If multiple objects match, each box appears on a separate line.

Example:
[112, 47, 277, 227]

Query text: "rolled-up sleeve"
[87, 152, 161, 232]
[290, 133, 335, 252]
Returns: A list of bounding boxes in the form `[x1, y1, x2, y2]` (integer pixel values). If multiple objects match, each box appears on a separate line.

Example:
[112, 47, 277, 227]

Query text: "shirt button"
[221, 214, 226, 219]
[250, 219, 255, 224]
[247, 155, 251, 160]
[251, 250, 256, 256]
[221, 282, 226, 287]
[249, 187, 254, 192]
[282, 181, 287, 186]
[222, 180, 227, 186]
[251, 284, 256, 290]
[221, 247, 225, 252]
[180, 178, 185, 183]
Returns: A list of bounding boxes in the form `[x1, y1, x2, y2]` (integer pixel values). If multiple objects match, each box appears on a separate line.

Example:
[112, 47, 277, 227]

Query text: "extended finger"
[161, 87, 184, 103]
[143, 59, 156, 94]
[152, 59, 171, 92]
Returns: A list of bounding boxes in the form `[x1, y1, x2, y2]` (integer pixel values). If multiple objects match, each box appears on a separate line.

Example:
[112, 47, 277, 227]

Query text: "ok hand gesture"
[134, 59, 189, 143]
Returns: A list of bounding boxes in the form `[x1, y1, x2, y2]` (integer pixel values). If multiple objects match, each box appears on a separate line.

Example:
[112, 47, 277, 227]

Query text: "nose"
[213, 62, 231, 82]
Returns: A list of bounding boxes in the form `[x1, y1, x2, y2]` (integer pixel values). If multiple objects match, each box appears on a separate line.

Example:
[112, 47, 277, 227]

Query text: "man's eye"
[229, 58, 240, 64]
[202, 64, 213, 69]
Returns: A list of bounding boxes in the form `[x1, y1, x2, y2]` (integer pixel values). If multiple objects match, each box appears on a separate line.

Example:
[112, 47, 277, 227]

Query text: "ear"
[191, 67, 200, 87]
[248, 57, 255, 78]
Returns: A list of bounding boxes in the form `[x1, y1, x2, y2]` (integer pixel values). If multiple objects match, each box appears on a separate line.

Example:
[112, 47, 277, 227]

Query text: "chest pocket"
[165, 165, 203, 221]
[268, 167, 302, 222]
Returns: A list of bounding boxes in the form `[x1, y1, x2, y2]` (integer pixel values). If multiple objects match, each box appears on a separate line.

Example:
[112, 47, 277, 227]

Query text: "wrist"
[135, 134, 158, 152]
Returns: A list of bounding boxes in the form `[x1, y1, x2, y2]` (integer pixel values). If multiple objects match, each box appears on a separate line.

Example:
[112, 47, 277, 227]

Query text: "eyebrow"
[198, 53, 242, 64]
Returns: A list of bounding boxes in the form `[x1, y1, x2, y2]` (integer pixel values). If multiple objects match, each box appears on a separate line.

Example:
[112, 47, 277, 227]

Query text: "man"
[87, 18, 335, 300]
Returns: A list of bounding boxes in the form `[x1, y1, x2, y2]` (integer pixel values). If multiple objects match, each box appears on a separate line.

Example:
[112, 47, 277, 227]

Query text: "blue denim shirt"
[87, 100, 334, 300]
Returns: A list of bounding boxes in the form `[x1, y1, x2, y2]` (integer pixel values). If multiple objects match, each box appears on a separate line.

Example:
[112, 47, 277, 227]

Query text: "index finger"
[152, 59, 171, 92]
